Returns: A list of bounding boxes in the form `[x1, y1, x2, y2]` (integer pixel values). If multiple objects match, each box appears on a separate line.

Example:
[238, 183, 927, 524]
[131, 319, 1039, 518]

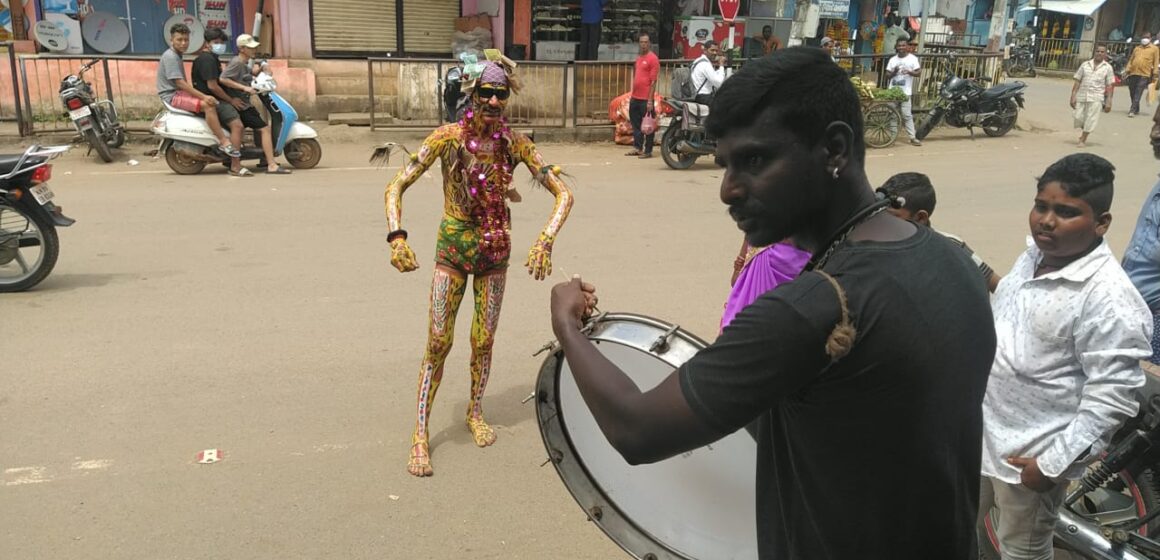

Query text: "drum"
[534, 312, 759, 560]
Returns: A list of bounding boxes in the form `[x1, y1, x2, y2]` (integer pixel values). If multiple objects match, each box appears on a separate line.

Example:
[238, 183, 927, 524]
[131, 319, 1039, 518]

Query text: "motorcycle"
[0, 145, 74, 293]
[1004, 43, 1037, 78]
[659, 97, 716, 170]
[442, 63, 468, 123]
[981, 367, 1160, 559]
[150, 65, 321, 175]
[59, 59, 124, 163]
[915, 62, 1026, 141]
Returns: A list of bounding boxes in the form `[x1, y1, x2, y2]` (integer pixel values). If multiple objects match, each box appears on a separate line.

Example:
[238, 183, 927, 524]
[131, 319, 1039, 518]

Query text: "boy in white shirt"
[885, 38, 922, 146]
[979, 153, 1152, 559]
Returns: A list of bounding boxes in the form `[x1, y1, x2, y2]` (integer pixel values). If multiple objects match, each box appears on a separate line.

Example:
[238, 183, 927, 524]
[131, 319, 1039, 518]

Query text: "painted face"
[1029, 181, 1109, 268]
[717, 107, 832, 247]
[472, 83, 509, 126]
[171, 32, 190, 54]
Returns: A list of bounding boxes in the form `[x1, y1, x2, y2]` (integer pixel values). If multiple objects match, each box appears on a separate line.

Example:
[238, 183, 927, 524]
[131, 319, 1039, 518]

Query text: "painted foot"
[407, 441, 433, 477]
[466, 417, 497, 447]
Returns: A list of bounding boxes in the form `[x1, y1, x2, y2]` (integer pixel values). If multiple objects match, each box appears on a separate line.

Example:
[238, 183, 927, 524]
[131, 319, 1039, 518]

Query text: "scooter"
[59, 59, 124, 163]
[150, 66, 321, 175]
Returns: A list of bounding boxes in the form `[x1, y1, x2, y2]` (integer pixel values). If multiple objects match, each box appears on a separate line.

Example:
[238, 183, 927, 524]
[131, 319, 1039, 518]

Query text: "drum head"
[535, 313, 759, 560]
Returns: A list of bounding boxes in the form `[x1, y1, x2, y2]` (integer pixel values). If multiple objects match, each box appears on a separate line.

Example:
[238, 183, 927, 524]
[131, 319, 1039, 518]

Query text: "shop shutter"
[403, 0, 459, 54]
[313, 0, 398, 54]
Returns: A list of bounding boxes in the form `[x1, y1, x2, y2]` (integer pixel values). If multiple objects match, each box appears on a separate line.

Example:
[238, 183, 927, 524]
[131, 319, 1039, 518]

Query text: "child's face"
[1029, 181, 1110, 266]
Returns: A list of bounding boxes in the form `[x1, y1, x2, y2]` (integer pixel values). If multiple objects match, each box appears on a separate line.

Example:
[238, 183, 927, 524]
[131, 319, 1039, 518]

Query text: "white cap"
[236, 34, 260, 49]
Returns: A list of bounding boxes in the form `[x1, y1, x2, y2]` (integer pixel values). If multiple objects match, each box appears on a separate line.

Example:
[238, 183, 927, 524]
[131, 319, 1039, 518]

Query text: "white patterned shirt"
[981, 237, 1152, 483]
[1073, 59, 1115, 103]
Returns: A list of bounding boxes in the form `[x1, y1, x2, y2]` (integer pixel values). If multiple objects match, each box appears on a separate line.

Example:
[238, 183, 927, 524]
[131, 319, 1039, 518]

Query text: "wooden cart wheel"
[863, 102, 901, 149]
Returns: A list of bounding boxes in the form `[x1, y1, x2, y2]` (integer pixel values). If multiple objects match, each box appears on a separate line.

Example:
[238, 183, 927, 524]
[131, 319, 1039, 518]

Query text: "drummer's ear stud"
[831, 167, 840, 179]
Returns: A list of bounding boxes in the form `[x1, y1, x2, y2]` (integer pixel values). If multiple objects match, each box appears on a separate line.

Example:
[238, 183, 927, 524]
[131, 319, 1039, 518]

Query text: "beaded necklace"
[461, 108, 514, 263]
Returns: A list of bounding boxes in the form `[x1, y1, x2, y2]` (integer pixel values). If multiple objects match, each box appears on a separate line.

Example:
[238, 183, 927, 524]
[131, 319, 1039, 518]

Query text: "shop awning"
[1019, 0, 1107, 16]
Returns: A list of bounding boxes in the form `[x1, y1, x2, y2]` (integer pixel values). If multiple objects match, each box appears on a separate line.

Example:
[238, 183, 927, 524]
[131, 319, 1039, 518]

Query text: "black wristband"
[387, 229, 408, 242]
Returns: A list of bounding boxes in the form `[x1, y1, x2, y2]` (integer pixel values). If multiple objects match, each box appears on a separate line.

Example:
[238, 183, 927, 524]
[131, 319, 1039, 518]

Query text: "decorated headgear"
[459, 49, 520, 94]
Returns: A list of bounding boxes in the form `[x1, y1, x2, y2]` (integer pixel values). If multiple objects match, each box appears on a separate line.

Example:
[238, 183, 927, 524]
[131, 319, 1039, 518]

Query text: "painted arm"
[515, 135, 573, 281]
[382, 128, 451, 272]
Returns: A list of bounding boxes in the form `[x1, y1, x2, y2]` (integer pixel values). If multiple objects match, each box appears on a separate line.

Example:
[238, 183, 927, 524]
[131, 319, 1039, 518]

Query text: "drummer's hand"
[551, 276, 597, 333]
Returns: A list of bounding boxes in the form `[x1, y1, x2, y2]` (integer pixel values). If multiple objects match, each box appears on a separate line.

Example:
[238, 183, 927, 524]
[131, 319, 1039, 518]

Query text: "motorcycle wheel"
[164, 144, 207, 175]
[915, 107, 943, 141]
[107, 127, 125, 149]
[84, 128, 114, 163]
[983, 100, 1019, 137]
[285, 138, 322, 169]
[660, 125, 698, 170]
[981, 468, 1160, 559]
[0, 202, 59, 293]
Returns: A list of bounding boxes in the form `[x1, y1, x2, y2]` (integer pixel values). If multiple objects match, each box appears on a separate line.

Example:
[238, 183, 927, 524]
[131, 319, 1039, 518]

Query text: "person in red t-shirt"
[627, 31, 660, 159]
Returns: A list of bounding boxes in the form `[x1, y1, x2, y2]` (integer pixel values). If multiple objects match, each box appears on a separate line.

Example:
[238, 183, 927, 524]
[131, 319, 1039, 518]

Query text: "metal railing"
[1028, 38, 1138, 72]
[0, 43, 26, 135]
[366, 57, 569, 130]
[922, 33, 986, 48]
[17, 54, 168, 135]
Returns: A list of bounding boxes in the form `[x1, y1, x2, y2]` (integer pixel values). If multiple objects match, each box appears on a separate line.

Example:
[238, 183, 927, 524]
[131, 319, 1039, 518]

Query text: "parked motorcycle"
[0, 145, 74, 292]
[915, 62, 1026, 140]
[981, 368, 1160, 560]
[59, 59, 124, 163]
[659, 98, 716, 170]
[151, 66, 321, 175]
[1004, 43, 1037, 78]
[442, 64, 468, 123]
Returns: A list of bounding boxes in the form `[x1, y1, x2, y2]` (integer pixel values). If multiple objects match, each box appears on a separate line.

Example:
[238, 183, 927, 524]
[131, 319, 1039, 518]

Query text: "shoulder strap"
[690, 57, 710, 93]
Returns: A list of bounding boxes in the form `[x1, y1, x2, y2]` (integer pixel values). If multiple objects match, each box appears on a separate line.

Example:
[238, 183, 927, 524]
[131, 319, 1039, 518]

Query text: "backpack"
[671, 58, 708, 101]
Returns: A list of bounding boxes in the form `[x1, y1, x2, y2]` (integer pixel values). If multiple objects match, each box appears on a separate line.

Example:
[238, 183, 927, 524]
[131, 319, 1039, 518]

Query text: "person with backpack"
[691, 40, 726, 106]
[627, 31, 660, 158]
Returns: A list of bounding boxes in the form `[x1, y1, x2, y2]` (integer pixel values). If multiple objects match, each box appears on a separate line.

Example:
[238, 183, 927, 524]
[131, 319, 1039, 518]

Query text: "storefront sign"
[819, 0, 851, 19]
[718, 0, 740, 23]
[198, 0, 230, 31]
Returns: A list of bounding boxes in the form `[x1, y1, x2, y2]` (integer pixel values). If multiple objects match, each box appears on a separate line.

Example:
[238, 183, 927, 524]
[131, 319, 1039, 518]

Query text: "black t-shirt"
[191, 52, 222, 97]
[678, 226, 995, 560]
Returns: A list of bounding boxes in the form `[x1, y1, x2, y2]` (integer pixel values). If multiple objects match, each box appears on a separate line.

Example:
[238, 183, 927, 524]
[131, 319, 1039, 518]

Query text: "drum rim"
[534, 312, 709, 560]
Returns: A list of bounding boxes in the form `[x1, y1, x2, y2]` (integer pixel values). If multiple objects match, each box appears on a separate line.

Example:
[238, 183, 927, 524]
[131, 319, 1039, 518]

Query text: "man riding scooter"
[218, 34, 291, 175]
[192, 28, 252, 176]
[156, 23, 239, 169]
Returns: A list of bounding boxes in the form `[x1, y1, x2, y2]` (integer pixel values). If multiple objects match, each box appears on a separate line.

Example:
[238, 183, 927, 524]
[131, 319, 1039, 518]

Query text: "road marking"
[71, 459, 113, 471]
[3, 466, 50, 486]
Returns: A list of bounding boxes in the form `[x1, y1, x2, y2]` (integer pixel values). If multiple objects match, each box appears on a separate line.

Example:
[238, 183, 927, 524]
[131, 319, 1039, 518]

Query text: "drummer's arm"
[552, 285, 829, 465]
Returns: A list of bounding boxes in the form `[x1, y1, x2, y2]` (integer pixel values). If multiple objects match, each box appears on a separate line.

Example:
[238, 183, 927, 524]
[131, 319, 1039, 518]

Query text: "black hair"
[204, 27, 228, 43]
[1036, 153, 1115, 215]
[762, 25, 773, 32]
[703, 39, 719, 50]
[895, 37, 910, 46]
[638, 30, 651, 41]
[880, 172, 936, 215]
[706, 47, 865, 161]
[170, 23, 190, 37]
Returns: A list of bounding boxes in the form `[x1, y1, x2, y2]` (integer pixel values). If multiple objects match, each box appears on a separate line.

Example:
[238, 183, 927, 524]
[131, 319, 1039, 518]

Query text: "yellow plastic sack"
[1149, 81, 1158, 105]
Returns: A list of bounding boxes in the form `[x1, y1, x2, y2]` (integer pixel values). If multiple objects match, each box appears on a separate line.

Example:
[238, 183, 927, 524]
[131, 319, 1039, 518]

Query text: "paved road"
[2, 76, 1158, 559]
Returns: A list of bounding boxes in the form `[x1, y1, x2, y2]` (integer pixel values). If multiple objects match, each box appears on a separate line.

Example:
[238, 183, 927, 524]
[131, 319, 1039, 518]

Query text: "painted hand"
[525, 234, 554, 281]
[550, 276, 598, 334]
[389, 238, 419, 273]
[1008, 457, 1057, 493]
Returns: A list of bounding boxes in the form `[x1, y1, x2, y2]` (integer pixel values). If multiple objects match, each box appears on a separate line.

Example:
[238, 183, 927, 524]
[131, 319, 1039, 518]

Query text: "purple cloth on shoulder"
[720, 242, 812, 332]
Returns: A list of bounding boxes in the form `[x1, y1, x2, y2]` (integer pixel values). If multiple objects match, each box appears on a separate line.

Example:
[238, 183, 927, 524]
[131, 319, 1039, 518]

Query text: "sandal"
[624, 150, 642, 156]
[266, 166, 292, 174]
[217, 144, 242, 158]
[229, 167, 254, 177]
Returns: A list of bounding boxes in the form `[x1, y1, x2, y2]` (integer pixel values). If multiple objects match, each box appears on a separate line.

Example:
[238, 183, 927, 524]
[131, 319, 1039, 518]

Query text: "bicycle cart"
[862, 99, 902, 149]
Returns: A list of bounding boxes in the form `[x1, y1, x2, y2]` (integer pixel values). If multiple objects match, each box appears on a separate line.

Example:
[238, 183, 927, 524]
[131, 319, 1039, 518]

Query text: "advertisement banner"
[198, 0, 230, 31]
[819, 0, 852, 19]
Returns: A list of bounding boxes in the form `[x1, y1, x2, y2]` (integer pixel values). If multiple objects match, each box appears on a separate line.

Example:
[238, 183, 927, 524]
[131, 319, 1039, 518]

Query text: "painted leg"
[408, 266, 468, 477]
[466, 271, 507, 447]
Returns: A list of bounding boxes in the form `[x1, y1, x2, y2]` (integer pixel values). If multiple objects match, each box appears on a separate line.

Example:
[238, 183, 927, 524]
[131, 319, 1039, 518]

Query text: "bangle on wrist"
[387, 229, 408, 243]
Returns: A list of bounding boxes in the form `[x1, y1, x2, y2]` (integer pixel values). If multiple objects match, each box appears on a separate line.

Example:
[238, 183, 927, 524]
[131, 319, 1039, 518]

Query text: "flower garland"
[461, 107, 513, 264]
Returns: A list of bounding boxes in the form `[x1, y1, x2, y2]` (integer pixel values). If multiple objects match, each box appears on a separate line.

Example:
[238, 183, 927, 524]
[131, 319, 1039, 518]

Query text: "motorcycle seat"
[669, 99, 711, 117]
[982, 82, 1026, 99]
[0, 154, 44, 176]
[162, 101, 197, 117]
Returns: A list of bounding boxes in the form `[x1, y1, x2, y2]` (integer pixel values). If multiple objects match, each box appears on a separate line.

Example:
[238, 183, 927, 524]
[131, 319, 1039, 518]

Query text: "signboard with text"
[198, 0, 231, 31]
[819, 0, 851, 19]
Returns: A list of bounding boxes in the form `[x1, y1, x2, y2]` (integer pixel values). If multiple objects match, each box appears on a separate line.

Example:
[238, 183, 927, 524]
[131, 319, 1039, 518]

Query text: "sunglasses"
[476, 86, 510, 101]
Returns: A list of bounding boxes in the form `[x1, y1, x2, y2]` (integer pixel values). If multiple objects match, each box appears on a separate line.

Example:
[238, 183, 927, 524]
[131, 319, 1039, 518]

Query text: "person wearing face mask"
[192, 27, 248, 176]
[1126, 33, 1159, 117]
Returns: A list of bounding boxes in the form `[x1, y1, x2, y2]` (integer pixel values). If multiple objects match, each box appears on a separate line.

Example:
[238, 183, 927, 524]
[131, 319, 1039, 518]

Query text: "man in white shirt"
[691, 40, 725, 106]
[1070, 45, 1115, 148]
[979, 153, 1152, 560]
[886, 38, 922, 146]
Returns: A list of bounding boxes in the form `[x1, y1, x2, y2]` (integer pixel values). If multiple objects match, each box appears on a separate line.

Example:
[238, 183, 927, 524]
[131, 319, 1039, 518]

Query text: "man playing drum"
[549, 47, 996, 559]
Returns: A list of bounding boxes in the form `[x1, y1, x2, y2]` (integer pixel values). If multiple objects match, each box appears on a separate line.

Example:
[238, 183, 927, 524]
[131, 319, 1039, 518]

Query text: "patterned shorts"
[434, 215, 510, 275]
